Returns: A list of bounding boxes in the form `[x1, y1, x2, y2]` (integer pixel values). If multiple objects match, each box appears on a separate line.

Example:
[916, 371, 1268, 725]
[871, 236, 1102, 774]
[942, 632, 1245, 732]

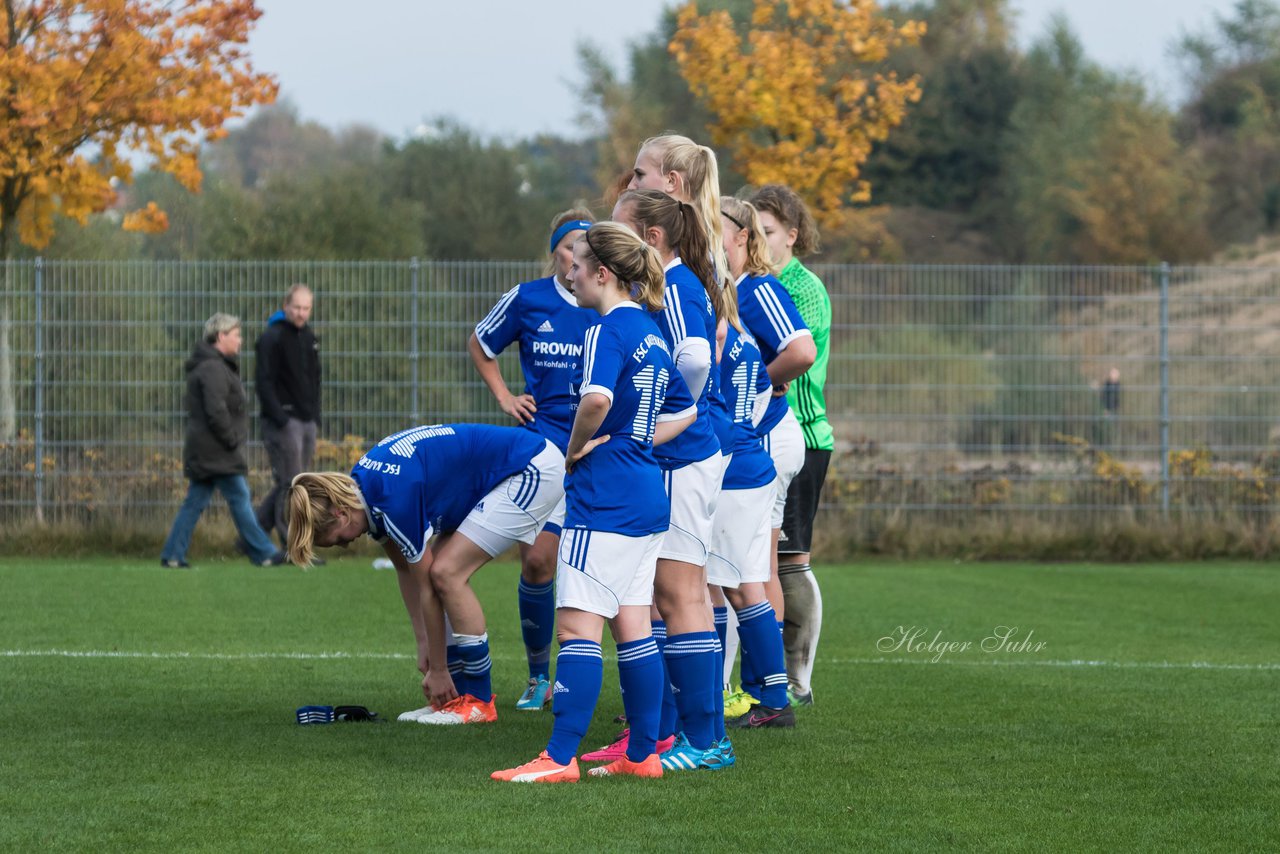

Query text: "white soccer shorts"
[763, 409, 805, 530]
[555, 528, 665, 618]
[455, 441, 566, 557]
[706, 482, 773, 588]
[541, 494, 566, 536]
[658, 451, 723, 565]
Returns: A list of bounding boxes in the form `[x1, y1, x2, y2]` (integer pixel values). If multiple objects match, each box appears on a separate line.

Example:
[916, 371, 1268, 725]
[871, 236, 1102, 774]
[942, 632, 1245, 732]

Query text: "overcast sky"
[246, 1, 1237, 141]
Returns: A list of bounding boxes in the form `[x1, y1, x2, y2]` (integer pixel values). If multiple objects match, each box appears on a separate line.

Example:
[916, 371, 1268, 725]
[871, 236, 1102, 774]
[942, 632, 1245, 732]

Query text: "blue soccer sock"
[446, 644, 470, 697]
[517, 578, 555, 679]
[454, 632, 492, 701]
[711, 634, 727, 741]
[546, 639, 603, 765]
[738, 601, 789, 708]
[616, 637, 663, 761]
[663, 631, 718, 750]
[739, 640, 759, 699]
[652, 620, 678, 739]
[713, 606, 729, 689]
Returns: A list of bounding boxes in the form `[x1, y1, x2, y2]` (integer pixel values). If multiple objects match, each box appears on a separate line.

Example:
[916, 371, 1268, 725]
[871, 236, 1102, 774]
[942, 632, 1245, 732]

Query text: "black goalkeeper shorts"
[779, 449, 831, 557]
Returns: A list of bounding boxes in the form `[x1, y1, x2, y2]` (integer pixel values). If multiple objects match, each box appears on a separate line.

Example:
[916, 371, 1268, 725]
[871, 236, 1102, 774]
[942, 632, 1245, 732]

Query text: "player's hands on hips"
[567, 435, 610, 473]
[424, 668, 458, 707]
[501, 392, 538, 425]
[772, 381, 791, 398]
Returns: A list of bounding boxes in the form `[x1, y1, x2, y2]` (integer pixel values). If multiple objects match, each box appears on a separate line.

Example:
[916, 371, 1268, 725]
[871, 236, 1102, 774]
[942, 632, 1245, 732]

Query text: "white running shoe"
[396, 704, 437, 722]
[416, 694, 498, 725]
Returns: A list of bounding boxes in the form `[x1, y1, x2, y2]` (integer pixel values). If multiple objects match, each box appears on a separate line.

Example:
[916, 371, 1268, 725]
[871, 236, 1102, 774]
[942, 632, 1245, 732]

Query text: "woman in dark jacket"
[160, 313, 285, 568]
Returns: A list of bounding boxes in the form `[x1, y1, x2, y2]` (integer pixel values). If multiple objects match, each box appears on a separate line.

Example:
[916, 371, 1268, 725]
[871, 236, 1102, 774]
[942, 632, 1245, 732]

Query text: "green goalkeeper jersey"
[778, 257, 834, 451]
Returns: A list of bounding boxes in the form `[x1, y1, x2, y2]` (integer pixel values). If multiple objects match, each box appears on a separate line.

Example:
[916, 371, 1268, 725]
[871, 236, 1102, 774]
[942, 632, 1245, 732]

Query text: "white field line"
[2, 649, 1279, 671]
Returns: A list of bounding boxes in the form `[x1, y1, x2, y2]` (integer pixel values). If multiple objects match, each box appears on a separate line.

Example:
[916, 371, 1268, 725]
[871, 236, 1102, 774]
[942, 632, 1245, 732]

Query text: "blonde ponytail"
[639, 134, 730, 286]
[580, 222, 666, 312]
[286, 472, 363, 567]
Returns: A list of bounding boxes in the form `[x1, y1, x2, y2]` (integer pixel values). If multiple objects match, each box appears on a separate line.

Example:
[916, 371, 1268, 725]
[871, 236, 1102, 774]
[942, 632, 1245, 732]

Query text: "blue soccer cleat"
[659, 732, 733, 772]
[706, 736, 736, 770]
[515, 675, 552, 711]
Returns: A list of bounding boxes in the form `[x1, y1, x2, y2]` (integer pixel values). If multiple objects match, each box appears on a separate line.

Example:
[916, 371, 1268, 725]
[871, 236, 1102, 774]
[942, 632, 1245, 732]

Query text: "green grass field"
[2, 557, 1277, 852]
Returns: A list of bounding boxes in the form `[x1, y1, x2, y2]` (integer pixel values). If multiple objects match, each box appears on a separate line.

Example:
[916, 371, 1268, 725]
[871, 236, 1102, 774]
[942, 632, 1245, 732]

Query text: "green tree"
[1000, 19, 1209, 263]
[864, 0, 1021, 213]
[1176, 0, 1280, 245]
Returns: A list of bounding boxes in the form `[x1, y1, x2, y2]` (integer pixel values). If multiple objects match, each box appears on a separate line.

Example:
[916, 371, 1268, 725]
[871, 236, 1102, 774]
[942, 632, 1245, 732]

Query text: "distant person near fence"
[254, 284, 321, 550]
[1100, 367, 1121, 447]
[160, 314, 287, 568]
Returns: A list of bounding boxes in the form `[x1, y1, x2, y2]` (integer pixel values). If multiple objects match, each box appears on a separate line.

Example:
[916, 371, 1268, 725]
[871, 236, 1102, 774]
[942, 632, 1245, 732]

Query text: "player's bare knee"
[521, 550, 555, 586]
[428, 560, 465, 593]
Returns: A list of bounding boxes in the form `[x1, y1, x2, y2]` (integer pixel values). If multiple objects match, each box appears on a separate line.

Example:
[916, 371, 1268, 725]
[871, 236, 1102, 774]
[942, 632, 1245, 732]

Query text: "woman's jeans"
[161, 475, 278, 563]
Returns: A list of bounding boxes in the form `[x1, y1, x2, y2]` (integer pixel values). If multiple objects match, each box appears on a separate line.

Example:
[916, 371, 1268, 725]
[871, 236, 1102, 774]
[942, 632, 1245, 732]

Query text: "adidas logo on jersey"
[537, 320, 555, 333]
[552, 680, 569, 695]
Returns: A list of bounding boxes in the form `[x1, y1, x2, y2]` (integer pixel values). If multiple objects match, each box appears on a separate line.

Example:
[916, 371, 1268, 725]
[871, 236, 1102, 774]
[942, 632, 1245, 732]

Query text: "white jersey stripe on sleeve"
[383, 516, 430, 564]
[580, 325, 600, 390]
[664, 284, 688, 343]
[755, 285, 795, 343]
[474, 286, 520, 338]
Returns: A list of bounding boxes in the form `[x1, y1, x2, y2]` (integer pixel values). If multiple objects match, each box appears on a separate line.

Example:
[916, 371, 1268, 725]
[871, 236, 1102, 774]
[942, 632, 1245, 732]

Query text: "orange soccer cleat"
[491, 751, 580, 783]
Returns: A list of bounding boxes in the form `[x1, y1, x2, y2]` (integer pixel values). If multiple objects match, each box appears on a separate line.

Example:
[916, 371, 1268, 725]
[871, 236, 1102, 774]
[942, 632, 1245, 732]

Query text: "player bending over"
[285, 423, 564, 725]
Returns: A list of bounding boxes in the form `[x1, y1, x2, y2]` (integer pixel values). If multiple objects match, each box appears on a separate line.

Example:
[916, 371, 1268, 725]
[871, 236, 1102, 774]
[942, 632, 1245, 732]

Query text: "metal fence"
[3, 259, 1280, 535]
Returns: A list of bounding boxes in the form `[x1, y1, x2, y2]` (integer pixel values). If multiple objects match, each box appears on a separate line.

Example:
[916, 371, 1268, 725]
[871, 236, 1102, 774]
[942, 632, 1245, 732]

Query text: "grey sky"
[246, 1, 1236, 141]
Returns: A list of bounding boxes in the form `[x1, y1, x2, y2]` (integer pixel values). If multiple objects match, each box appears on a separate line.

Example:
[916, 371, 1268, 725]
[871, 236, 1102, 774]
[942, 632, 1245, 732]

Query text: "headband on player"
[550, 220, 593, 253]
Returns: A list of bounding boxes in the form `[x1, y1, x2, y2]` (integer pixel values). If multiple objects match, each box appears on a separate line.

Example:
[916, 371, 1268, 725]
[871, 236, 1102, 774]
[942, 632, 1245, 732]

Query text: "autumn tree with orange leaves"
[670, 0, 924, 224]
[0, 0, 276, 439]
[0, 0, 276, 256]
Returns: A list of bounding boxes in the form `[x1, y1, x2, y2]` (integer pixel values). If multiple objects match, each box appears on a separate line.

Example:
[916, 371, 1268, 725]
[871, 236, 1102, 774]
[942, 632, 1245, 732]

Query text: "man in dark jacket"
[254, 284, 321, 546]
[160, 313, 285, 568]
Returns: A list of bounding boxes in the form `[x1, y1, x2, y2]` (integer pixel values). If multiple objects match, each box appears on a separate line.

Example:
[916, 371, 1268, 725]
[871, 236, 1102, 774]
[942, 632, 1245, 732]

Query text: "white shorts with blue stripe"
[763, 409, 805, 530]
[658, 450, 723, 565]
[455, 441, 566, 557]
[555, 528, 665, 618]
[707, 482, 773, 588]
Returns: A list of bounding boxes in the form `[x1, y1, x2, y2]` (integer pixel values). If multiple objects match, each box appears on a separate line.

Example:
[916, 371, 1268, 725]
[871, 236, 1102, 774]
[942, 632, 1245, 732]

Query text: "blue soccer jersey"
[564, 302, 697, 536]
[650, 259, 721, 469]
[719, 326, 777, 490]
[474, 276, 596, 452]
[736, 272, 812, 436]
[351, 423, 547, 563]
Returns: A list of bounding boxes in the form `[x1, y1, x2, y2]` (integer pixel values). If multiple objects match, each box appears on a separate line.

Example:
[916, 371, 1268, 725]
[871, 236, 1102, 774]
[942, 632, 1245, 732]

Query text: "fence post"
[1159, 261, 1170, 515]
[34, 256, 44, 525]
[410, 257, 420, 423]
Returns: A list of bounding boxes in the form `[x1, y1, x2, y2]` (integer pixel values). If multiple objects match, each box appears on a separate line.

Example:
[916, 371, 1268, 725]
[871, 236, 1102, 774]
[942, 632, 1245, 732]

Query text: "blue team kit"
[650, 260, 723, 469]
[735, 272, 810, 436]
[564, 303, 695, 536]
[351, 423, 547, 562]
[719, 325, 777, 490]
[474, 276, 596, 452]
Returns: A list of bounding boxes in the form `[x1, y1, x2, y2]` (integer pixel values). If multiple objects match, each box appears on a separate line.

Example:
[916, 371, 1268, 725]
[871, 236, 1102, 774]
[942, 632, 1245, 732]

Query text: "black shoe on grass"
[728, 705, 796, 729]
